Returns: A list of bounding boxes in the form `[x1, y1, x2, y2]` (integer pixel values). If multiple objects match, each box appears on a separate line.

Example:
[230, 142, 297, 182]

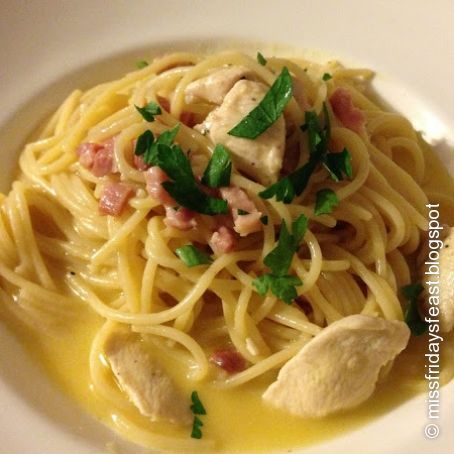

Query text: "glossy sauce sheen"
[1, 147, 454, 453]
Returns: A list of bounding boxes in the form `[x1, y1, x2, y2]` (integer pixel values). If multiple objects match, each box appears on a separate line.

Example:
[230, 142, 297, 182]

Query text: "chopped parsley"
[260, 104, 353, 204]
[323, 148, 353, 182]
[402, 283, 427, 336]
[322, 72, 332, 81]
[237, 209, 249, 216]
[136, 60, 149, 69]
[253, 214, 307, 304]
[201, 144, 232, 188]
[190, 391, 207, 415]
[135, 101, 162, 122]
[257, 52, 267, 66]
[314, 188, 339, 215]
[228, 67, 293, 139]
[158, 144, 228, 215]
[175, 245, 213, 267]
[190, 391, 206, 439]
[135, 124, 228, 215]
[191, 416, 203, 439]
[260, 215, 269, 225]
[134, 129, 154, 156]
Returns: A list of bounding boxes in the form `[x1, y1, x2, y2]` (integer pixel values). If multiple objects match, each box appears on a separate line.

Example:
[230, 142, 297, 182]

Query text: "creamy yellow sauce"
[1, 147, 453, 453]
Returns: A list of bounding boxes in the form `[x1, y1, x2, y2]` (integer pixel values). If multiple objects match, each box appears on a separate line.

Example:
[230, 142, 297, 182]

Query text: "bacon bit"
[76, 142, 101, 169]
[77, 138, 117, 176]
[134, 154, 149, 171]
[329, 87, 365, 134]
[99, 182, 134, 216]
[295, 296, 313, 316]
[180, 111, 197, 128]
[220, 186, 262, 237]
[145, 166, 177, 207]
[145, 166, 197, 230]
[157, 95, 171, 112]
[210, 350, 246, 374]
[164, 206, 196, 230]
[209, 226, 238, 254]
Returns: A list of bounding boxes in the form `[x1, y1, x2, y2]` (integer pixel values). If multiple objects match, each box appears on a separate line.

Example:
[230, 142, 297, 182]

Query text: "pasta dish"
[0, 49, 453, 453]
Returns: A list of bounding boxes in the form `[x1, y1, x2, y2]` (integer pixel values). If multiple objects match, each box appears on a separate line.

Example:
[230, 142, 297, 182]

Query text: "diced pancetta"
[197, 80, 286, 186]
[329, 87, 366, 134]
[145, 166, 177, 207]
[220, 186, 262, 236]
[164, 206, 196, 231]
[133, 154, 149, 171]
[209, 349, 246, 374]
[185, 66, 253, 105]
[99, 182, 134, 216]
[209, 226, 238, 254]
[76, 138, 117, 176]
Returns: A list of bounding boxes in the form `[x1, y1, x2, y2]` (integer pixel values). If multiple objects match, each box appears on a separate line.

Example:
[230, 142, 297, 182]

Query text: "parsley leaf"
[323, 148, 352, 181]
[314, 188, 339, 215]
[237, 209, 249, 215]
[264, 215, 308, 275]
[190, 391, 206, 439]
[253, 215, 307, 305]
[259, 106, 330, 203]
[322, 72, 332, 81]
[134, 130, 154, 156]
[144, 124, 180, 165]
[190, 391, 207, 415]
[191, 416, 203, 439]
[257, 52, 267, 66]
[157, 143, 228, 215]
[136, 60, 149, 69]
[228, 67, 293, 139]
[253, 274, 302, 305]
[135, 101, 162, 122]
[260, 215, 269, 225]
[402, 283, 427, 336]
[201, 144, 232, 188]
[176, 245, 213, 267]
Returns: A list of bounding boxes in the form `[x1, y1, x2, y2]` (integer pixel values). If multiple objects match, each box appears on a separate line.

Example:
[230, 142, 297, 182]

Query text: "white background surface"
[0, 1, 453, 453]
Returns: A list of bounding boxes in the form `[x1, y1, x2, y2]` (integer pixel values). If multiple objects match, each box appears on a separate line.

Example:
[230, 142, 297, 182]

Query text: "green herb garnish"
[260, 215, 269, 225]
[190, 391, 206, 439]
[135, 124, 180, 165]
[134, 130, 154, 156]
[314, 188, 339, 215]
[191, 416, 203, 439]
[257, 52, 267, 66]
[402, 283, 427, 336]
[253, 215, 307, 304]
[190, 391, 207, 415]
[201, 144, 232, 188]
[135, 101, 162, 122]
[228, 67, 293, 139]
[176, 245, 213, 267]
[322, 72, 332, 81]
[237, 209, 249, 216]
[158, 144, 228, 215]
[323, 148, 353, 182]
[136, 60, 149, 69]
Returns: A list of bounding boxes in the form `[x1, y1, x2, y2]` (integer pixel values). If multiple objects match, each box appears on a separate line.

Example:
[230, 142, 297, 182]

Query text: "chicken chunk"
[185, 65, 253, 105]
[198, 80, 286, 186]
[104, 334, 192, 425]
[263, 314, 410, 417]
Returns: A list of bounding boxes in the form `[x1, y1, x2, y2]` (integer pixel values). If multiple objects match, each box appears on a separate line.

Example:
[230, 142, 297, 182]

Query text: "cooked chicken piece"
[185, 65, 253, 105]
[263, 314, 410, 417]
[197, 80, 286, 186]
[435, 227, 454, 332]
[104, 334, 192, 425]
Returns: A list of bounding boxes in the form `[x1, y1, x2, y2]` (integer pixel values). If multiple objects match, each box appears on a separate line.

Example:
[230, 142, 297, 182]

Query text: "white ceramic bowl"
[0, 1, 453, 453]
